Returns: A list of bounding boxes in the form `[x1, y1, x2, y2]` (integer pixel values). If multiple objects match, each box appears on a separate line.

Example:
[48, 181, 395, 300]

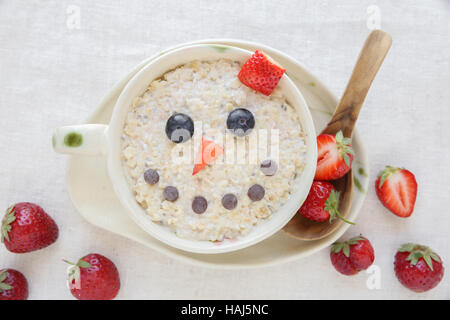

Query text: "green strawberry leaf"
[63, 258, 92, 286]
[0, 270, 7, 282]
[335, 130, 343, 142]
[343, 144, 354, 155]
[335, 130, 354, 166]
[331, 242, 344, 254]
[398, 243, 415, 252]
[77, 260, 92, 269]
[430, 252, 441, 263]
[325, 190, 339, 223]
[400, 243, 441, 271]
[1, 206, 16, 243]
[0, 282, 13, 292]
[423, 255, 434, 271]
[331, 235, 366, 257]
[0, 270, 13, 293]
[344, 153, 350, 167]
[343, 244, 350, 258]
[348, 235, 364, 245]
[378, 166, 400, 188]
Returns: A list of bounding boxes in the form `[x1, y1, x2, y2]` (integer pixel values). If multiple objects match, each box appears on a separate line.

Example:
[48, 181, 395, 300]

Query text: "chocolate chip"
[144, 169, 159, 185]
[222, 193, 238, 210]
[192, 196, 208, 214]
[163, 186, 179, 202]
[260, 160, 278, 176]
[248, 184, 265, 201]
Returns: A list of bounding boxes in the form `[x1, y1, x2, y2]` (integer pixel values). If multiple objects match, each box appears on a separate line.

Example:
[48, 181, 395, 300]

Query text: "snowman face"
[121, 59, 307, 241]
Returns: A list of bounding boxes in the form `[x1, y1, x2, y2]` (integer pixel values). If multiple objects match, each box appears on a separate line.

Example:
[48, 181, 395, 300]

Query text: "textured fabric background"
[0, 0, 449, 299]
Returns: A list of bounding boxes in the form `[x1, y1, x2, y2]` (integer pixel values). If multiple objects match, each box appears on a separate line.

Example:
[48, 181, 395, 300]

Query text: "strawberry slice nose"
[192, 137, 224, 175]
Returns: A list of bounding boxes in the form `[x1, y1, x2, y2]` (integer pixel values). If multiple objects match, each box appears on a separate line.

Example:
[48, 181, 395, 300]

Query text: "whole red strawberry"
[299, 181, 354, 224]
[238, 50, 286, 96]
[65, 253, 120, 300]
[315, 131, 354, 181]
[1, 202, 59, 253]
[375, 166, 417, 217]
[330, 235, 375, 275]
[0, 269, 28, 300]
[394, 243, 444, 292]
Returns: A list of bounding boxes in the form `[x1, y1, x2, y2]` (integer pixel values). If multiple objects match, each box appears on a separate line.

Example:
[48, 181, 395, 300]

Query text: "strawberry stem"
[336, 211, 355, 225]
[62, 259, 76, 266]
[324, 190, 355, 225]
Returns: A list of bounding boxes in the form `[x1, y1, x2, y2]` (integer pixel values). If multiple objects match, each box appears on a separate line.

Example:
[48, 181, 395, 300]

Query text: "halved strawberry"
[315, 130, 354, 180]
[238, 50, 286, 96]
[192, 138, 224, 175]
[375, 166, 417, 217]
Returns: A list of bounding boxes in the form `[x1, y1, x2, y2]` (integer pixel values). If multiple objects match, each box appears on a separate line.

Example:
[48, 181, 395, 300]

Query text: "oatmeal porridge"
[121, 59, 307, 241]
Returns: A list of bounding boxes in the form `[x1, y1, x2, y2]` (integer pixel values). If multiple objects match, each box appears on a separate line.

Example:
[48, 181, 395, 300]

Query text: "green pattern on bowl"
[353, 166, 368, 193]
[64, 132, 83, 147]
[208, 45, 229, 53]
[353, 176, 365, 193]
[358, 167, 368, 177]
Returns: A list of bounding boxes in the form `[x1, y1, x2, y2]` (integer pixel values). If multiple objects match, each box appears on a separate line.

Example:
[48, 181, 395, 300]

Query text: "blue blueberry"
[165, 113, 194, 143]
[226, 108, 255, 137]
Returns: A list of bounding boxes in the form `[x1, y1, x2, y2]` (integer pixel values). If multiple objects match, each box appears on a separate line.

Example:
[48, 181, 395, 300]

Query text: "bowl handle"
[52, 124, 108, 156]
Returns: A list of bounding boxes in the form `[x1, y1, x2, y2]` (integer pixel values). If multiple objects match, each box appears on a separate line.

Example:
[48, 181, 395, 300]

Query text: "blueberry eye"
[226, 108, 255, 137]
[165, 113, 194, 143]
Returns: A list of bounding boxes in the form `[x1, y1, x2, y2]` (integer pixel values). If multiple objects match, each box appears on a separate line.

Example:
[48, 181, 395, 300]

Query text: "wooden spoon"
[283, 30, 392, 241]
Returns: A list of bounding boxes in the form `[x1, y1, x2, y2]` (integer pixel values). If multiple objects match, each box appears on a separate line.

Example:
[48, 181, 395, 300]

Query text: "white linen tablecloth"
[0, 0, 449, 299]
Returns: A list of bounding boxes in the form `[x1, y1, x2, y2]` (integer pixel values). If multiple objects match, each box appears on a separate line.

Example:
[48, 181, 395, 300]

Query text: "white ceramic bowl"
[53, 44, 317, 254]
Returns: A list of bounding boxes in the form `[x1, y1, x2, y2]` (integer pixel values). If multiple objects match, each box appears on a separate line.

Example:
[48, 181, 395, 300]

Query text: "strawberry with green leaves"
[0, 269, 28, 300]
[394, 243, 444, 292]
[375, 166, 417, 217]
[330, 235, 375, 276]
[299, 181, 354, 224]
[1, 202, 58, 253]
[315, 131, 354, 181]
[64, 253, 120, 300]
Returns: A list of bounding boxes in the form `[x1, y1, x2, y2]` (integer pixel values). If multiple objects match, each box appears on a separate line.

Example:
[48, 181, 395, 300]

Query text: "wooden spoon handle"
[322, 30, 392, 137]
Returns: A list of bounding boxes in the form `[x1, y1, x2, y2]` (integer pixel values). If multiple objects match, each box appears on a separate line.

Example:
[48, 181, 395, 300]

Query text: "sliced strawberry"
[375, 166, 417, 217]
[315, 130, 354, 180]
[238, 50, 286, 96]
[192, 138, 224, 175]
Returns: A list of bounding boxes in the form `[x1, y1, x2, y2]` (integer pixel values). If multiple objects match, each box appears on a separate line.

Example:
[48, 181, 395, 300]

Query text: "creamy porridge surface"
[121, 59, 307, 241]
